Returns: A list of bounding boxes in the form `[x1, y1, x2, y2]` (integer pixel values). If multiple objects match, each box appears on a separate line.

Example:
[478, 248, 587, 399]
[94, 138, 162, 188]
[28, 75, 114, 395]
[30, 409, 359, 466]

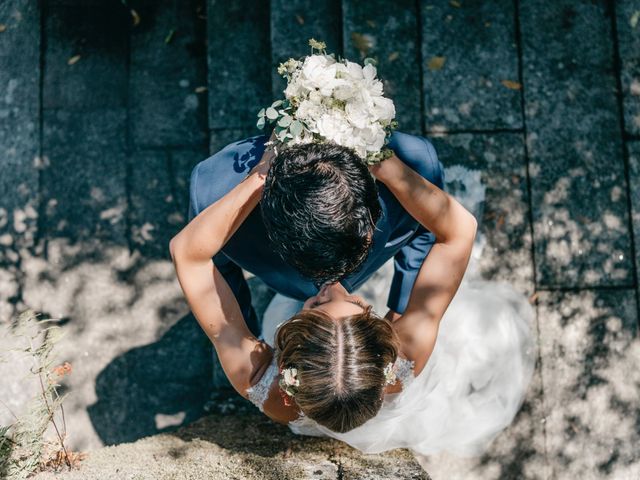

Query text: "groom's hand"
[249, 131, 277, 180]
[368, 154, 406, 186]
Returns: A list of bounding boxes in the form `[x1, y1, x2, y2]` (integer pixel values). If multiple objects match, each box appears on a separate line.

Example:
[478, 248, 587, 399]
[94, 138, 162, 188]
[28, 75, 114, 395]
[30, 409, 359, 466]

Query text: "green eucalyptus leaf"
[290, 120, 303, 136]
[272, 100, 283, 108]
[278, 116, 292, 127]
[364, 57, 377, 66]
[257, 108, 265, 117]
[266, 107, 279, 120]
[257, 117, 266, 129]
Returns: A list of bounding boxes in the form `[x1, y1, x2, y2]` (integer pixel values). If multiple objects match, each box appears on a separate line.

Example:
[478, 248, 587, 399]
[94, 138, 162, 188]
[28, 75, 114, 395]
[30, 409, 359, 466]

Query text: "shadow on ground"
[87, 313, 212, 445]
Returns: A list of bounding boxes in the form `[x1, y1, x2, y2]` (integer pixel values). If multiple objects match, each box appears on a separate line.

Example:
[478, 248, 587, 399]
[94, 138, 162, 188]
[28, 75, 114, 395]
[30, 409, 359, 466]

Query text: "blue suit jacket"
[189, 131, 444, 336]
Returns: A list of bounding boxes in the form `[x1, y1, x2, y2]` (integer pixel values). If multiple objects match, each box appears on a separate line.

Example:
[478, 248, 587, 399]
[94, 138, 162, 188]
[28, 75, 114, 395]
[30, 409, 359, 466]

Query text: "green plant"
[0, 311, 76, 479]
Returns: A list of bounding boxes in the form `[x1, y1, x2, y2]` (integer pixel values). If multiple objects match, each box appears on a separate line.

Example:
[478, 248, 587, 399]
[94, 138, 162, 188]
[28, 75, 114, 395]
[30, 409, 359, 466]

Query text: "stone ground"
[1, 0, 640, 479]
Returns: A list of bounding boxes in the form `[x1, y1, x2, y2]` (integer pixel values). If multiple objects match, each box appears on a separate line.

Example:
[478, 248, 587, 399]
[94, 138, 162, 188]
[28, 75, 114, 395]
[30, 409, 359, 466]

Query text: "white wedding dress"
[250, 166, 536, 457]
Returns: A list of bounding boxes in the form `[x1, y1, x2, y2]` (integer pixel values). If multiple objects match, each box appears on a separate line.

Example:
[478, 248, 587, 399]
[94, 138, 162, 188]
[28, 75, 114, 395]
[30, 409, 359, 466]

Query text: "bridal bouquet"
[257, 39, 397, 164]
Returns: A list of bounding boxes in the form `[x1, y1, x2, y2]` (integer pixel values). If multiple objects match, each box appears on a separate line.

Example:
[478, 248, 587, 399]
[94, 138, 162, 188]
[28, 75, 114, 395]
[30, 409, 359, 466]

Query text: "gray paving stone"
[629, 141, 640, 307]
[419, 365, 550, 480]
[209, 127, 263, 155]
[0, 0, 40, 240]
[207, 0, 271, 129]
[169, 148, 209, 217]
[432, 133, 534, 294]
[270, 0, 342, 99]
[521, 0, 633, 288]
[616, 1, 640, 136]
[537, 290, 640, 479]
[19, 241, 210, 449]
[421, 0, 521, 132]
[0, 1, 40, 320]
[343, 0, 422, 134]
[41, 109, 128, 243]
[129, 150, 184, 259]
[130, 0, 208, 147]
[31, 414, 428, 480]
[43, 4, 128, 110]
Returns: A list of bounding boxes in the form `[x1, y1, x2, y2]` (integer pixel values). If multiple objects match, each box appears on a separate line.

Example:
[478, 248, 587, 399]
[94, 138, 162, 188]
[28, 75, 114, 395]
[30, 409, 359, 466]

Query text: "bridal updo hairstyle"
[275, 307, 399, 433]
[261, 142, 382, 285]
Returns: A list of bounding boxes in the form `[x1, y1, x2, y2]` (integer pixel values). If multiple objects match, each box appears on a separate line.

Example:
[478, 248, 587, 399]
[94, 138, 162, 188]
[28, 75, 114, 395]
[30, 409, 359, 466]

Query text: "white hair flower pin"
[279, 367, 300, 406]
[383, 362, 397, 386]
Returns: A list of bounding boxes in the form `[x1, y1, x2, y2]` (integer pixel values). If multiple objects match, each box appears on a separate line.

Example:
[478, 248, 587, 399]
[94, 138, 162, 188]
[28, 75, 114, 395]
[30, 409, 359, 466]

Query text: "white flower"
[383, 362, 397, 385]
[283, 368, 300, 387]
[372, 96, 396, 122]
[345, 101, 370, 129]
[256, 42, 397, 164]
[296, 99, 324, 123]
[300, 55, 345, 96]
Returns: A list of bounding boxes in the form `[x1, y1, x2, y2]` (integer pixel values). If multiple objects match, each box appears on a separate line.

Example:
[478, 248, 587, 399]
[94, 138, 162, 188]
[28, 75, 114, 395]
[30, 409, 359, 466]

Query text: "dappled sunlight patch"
[538, 290, 640, 478]
[1, 240, 191, 451]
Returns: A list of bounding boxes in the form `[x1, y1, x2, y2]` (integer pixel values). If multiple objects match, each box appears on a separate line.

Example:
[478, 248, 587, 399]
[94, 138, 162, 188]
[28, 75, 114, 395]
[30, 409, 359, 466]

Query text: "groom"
[189, 131, 444, 381]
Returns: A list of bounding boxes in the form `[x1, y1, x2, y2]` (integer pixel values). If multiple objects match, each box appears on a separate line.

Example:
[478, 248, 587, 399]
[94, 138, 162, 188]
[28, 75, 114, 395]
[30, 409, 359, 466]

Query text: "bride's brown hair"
[274, 307, 399, 433]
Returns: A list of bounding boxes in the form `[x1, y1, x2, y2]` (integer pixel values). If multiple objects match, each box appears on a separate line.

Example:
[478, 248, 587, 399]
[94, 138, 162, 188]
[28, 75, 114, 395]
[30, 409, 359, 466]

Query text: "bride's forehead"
[316, 299, 363, 318]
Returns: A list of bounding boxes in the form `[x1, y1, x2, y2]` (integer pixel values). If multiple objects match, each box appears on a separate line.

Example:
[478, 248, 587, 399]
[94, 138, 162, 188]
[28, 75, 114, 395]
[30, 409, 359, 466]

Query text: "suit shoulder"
[190, 135, 268, 213]
[195, 135, 269, 176]
[388, 132, 443, 187]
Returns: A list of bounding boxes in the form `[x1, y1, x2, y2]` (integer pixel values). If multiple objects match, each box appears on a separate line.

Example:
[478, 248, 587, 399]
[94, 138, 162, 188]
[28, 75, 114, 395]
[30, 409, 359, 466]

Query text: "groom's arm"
[385, 134, 445, 316]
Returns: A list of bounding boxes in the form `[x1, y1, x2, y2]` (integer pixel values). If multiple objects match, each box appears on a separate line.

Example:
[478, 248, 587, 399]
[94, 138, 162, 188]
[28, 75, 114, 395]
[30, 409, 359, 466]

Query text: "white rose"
[296, 99, 324, 122]
[284, 74, 306, 99]
[345, 101, 370, 129]
[345, 60, 364, 81]
[316, 114, 351, 144]
[372, 96, 395, 122]
[300, 55, 345, 96]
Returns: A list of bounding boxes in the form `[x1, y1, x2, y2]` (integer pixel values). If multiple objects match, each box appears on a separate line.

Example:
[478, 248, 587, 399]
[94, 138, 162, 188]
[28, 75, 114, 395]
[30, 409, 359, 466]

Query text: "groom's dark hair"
[261, 142, 382, 285]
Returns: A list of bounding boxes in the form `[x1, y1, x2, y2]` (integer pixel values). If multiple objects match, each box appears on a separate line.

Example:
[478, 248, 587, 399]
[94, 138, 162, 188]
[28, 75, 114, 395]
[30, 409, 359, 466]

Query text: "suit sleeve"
[387, 137, 445, 314]
[188, 161, 261, 337]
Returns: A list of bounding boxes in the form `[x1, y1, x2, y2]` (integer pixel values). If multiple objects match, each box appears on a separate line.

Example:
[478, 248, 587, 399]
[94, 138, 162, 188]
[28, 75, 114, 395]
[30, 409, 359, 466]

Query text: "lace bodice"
[394, 357, 415, 389]
[246, 355, 415, 414]
[246, 356, 278, 412]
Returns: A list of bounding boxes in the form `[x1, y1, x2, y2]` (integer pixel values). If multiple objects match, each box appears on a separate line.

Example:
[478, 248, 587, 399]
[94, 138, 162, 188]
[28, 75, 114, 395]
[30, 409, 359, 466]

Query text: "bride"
[170, 142, 534, 457]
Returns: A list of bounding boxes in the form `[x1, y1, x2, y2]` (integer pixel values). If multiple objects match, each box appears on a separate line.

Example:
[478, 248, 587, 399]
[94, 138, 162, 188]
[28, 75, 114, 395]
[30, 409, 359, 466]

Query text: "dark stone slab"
[130, 0, 208, 147]
[421, 0, 521, 131]
[42, 3, 129, 244]
[270, 0, 342, 99]
[616, 1, 640, 135]
[0, 1, 40, 247]
[537, 290, 640, 478]
[207, 0, 271, 129]
[41, 109, 128, 243]
[343, 0, 422, 134]
[521, 0, 633, 288]
[169, 148, 208, 217]
[209, 127, 262, 155]
[629, 141, 640, 306]
[129, 150, 184, 259]
[43, 4, 129, 110]
[432, 133, 534, 294]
